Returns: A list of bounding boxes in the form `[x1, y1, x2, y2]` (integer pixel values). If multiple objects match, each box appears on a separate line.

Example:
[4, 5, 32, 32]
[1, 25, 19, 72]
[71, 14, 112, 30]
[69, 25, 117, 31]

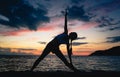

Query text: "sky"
[0, 0, 120, 56]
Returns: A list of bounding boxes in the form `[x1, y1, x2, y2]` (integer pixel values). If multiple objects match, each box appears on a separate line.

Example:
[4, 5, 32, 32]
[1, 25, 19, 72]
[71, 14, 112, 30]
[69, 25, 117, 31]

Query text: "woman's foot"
[69, 63, 79, 72]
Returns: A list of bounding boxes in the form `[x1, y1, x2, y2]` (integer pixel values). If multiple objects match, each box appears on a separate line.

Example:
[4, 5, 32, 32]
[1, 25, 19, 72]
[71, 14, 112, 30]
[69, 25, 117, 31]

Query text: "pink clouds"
[0, 29, 31, 36]
[0, 16, 98, 36]
[69, 21, 99, 31]
[79, 22, 98, 30]
[0, 18, 63, 36]
[38, 17, 64, 31]
[38, 26, 55, 31]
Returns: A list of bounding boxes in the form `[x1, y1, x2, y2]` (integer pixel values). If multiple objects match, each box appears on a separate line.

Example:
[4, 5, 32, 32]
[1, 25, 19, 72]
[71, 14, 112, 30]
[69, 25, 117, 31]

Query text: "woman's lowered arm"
[67, 39, 73, 64]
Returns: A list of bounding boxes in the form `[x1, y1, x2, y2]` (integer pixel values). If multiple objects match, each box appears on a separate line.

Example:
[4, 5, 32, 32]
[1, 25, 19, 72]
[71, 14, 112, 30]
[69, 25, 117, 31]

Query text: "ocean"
[0, 55, 120, 72]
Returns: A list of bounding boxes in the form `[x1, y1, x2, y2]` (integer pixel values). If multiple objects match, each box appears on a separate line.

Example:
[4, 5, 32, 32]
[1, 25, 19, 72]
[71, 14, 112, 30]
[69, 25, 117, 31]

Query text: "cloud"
[80, 22, 98, 30]
[96, 16, 120, 28]
[0, 28, 31, 36]
[68, 5, 90, 21]
[67, 19, 99, 31]
[108, 26, 120, 31]
[0, 17, 63, 36]
[77, 37, 86, 40]
[38, 41, 47, 44]
[72, 42, 88, 46]
[106, 36, 120, 43]
[86, 0, 120, 30]
[70, 0, 84, 4]
[95, 16, 120, 32]
[0, 47, 35, 55]
[0, 0, 49, 30]
[88, 0, 120, 13]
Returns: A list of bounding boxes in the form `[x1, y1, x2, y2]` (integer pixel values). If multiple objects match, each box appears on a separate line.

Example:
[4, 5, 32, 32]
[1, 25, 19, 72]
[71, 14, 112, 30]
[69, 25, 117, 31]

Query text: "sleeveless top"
[55, 33, 69, 44]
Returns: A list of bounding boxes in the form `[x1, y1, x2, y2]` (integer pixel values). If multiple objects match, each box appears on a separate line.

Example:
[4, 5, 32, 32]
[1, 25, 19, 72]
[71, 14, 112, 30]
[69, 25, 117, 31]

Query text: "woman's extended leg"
[30, 48, 50, 71]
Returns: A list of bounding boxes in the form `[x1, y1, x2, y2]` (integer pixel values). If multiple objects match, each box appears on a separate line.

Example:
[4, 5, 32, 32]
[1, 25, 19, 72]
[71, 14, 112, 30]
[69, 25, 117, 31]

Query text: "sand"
[0, 70, 120, 77]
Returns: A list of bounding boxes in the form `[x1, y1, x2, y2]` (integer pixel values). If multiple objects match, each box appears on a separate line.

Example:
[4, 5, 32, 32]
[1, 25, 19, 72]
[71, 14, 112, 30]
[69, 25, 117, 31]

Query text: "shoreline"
[0, 70, 120, 77]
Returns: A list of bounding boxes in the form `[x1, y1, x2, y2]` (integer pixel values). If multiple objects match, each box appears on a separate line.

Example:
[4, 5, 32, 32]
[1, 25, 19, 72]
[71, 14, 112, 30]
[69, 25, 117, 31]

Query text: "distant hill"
[90, 46, 120, 56]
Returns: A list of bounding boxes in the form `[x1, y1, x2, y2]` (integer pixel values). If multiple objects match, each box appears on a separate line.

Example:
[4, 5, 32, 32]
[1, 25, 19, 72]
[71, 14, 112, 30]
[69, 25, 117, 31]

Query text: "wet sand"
[0, 70, 120, 77]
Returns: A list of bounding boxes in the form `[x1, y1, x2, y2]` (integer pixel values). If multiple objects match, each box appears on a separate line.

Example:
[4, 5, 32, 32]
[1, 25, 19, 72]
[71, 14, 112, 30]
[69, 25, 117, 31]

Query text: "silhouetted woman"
[30, 9, 78, 71]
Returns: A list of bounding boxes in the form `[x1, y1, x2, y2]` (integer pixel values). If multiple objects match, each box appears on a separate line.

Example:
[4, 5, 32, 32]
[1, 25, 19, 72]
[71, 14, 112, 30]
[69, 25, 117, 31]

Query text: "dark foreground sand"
[0, 71, 120, 77]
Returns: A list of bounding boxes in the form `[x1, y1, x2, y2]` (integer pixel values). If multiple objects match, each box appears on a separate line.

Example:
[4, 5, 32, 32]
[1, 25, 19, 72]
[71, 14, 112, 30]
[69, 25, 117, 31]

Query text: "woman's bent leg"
[54, 50, 78, 71]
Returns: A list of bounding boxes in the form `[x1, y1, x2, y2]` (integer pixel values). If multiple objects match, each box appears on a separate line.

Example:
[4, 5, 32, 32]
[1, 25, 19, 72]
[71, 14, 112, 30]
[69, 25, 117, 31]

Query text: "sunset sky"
[0, 0, 120, 56]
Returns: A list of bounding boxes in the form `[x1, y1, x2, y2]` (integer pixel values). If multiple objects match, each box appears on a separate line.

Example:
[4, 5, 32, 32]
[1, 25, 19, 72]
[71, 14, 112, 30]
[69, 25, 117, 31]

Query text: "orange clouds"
[73, 51, 92, 56]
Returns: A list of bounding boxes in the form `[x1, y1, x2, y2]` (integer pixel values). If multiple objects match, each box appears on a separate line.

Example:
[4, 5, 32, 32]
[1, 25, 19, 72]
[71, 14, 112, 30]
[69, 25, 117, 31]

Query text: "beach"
[1, 55, 120, 77]
[0, 71, 120, 77]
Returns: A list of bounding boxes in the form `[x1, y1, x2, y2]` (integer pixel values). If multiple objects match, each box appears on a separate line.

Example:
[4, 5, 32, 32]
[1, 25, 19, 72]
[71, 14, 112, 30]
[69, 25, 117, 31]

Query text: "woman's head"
[69, 32, 77, 41]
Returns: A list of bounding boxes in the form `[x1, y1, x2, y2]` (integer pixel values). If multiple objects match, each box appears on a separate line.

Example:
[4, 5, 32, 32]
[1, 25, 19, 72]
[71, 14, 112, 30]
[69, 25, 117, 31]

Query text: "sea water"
[0, 55, 120, 72]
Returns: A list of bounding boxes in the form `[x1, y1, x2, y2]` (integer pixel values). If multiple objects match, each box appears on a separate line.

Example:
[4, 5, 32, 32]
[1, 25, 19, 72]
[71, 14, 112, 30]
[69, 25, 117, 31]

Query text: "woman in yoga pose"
[30, 9, 78, 71]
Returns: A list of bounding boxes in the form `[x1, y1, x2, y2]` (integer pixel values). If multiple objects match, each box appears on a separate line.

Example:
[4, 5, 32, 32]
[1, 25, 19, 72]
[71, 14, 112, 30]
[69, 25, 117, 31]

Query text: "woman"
[30, 10, 78, 71]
